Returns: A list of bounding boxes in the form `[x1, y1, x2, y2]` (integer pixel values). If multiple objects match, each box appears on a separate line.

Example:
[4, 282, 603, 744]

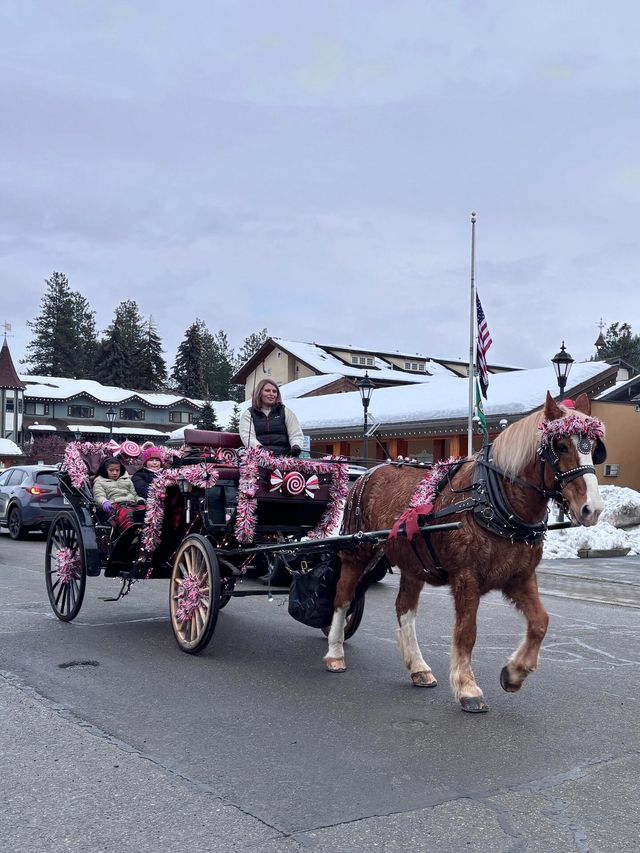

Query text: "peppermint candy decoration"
[270, 469, 284, 492]
[283, 471, 306, 495]
[304, 474, 319, 498]
[217, 448, 237, 465]
[120, 440, 140, 458]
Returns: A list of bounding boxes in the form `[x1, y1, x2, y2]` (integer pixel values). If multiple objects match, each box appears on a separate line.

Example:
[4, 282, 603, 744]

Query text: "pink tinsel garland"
[235, 448, 349, 544]
[538, 413, 605, 446]
[56, 547, 80, 584]
[174, 574, 203, 623]
[62, 441, 182, 489]
[140, 464, 220, 567]
[389, 457, 461, 540]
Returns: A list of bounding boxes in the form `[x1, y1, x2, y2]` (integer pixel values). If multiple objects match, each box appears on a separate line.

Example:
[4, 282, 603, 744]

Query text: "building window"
[366, 357, 374, 366]
[119, 408, 145, 421]
[18, 399, 22, 413]
[5, 399, 14, 412]
[68, 405, 94, 418]
[277, 351, 282, 358]
[359, 356, 366, 365]
[169, 411, 191, 424]
[25, 402, 50, 416]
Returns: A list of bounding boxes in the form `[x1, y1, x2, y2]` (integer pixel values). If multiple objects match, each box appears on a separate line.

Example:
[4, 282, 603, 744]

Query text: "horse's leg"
[395, 570, 437, 687]
[324, 551, 363, 673]
[450, 576, 488, 713]
[500, 573, 549, 693]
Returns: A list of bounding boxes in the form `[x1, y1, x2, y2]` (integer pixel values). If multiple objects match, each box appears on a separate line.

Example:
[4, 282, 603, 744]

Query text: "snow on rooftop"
[272, 338, 452, 383]
[289, 361, 612, 431]
[20, 375, 206, 408]
[279, 374, 344, 398]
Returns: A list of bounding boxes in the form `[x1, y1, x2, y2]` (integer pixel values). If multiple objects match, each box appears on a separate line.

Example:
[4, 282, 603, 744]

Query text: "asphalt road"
[1, 532, 639, 852]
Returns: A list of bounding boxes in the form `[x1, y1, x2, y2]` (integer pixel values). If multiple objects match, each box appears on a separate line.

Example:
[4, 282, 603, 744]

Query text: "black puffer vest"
[250, 404, 290, 454]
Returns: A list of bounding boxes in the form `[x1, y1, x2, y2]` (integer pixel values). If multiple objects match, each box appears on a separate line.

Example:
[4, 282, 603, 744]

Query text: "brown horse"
[326, 392, 605, 713]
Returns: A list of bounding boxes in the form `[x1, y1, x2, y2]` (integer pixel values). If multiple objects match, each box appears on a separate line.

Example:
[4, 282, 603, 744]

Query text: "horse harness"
[345, 434, 605, 583]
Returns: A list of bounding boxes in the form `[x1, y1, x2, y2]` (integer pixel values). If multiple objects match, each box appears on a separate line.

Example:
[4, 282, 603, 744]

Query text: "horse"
[325, 392, 606, 713]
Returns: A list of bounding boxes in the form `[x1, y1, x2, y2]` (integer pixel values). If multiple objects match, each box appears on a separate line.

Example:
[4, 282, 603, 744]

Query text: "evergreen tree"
[96, 300, 146, 388]
[230, 327, 268, 401]
[227, 402, 241, 432]
[172, 322, 205, 398]
[136, 318, 167, 390]
[196, 400, 219, 430]
[71, 293, 99, 379]
[209, 330, 235, 400]
[236, 327, 268, 367]
[596, 322, 640, 369]
[23, 272, 77, 376]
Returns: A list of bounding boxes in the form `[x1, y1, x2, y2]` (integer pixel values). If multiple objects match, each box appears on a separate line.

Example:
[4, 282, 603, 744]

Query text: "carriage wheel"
[45, 512, 86, 622]
[321, 595, 365, 641]
[170, 535, 221, 654]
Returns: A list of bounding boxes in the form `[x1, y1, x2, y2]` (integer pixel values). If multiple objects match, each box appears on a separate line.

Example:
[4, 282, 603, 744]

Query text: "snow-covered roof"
[0, 438, 23, 456]
[279, 374, 345, 398]
[272, 338, 452, 383]
[166, 400, 247, 439]
[67, 425, 168, 436]
[28, 424, 57, 432]
[289, 361, 613, 432]
[20, 375, 206, 409]
[595, 371, 640, 401]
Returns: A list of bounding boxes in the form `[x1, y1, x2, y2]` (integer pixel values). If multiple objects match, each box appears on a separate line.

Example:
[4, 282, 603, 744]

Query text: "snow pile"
[544, 485, 640, 558]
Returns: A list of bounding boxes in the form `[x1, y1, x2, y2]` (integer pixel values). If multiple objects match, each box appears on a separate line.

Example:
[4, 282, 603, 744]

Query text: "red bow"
[389, 503, 433, 540]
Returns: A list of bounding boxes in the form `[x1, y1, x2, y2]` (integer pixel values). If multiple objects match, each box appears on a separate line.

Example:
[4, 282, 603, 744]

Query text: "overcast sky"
[2, 1, 638, 374]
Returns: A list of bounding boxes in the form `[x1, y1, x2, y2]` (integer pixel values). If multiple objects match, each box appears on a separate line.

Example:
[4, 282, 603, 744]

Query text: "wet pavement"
[538, 554, 640, 608]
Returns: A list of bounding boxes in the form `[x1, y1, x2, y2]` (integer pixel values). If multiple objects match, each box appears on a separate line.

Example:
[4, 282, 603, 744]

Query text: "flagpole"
[467, 211, 477, 457]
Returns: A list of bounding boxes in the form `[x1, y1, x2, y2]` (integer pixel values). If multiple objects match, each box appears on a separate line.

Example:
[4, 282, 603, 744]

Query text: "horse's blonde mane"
[490, 404, 587, 479]
[490, 410, 544, 479]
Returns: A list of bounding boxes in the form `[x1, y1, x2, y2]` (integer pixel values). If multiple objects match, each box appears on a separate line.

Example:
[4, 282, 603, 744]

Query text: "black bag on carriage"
[287, 551, 338, 629]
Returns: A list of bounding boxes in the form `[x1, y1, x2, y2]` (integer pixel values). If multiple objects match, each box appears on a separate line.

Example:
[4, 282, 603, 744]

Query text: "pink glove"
[101, 500, 113, 512]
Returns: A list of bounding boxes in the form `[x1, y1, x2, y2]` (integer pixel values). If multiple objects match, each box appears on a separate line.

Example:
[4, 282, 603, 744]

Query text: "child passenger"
[93, 457, 139, 512]
[132, 447, 164, 500]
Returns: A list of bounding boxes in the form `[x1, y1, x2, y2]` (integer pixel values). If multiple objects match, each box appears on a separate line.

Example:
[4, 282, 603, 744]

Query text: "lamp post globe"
[551, 341, 574, 396]
[357, 372, 375, 466]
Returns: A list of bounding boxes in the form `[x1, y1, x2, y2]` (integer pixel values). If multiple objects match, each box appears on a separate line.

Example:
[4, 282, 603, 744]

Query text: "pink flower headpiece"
[538, 413, 605, 446]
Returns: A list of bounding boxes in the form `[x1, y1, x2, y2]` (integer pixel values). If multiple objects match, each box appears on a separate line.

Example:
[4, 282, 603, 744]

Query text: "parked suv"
[0, 465, 66, 539]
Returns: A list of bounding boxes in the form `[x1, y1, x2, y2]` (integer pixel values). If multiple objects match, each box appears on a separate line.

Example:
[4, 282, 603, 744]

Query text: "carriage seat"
[184, 429, 242, 449]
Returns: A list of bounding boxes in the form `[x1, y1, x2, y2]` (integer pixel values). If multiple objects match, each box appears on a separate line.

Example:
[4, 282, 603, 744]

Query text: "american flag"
[476, 292, 493, 399]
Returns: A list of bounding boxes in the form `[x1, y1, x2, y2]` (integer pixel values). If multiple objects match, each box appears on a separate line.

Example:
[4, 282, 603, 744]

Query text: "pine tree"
[23, 272, 77, 376]
[230, 327, 268, 401]
[71, 293, 99, 379]
[136, 318, 167, 390]
[196, 400, 219, 430]
[227, 402, 241, 432]
[208, 330, 235, 400]
[96, 301, 146, 388]
[172, 322, 205, 398]
[596, 322, 640, 369]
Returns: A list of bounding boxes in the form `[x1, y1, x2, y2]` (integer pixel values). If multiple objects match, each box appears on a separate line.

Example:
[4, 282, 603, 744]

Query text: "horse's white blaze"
[575, 440, 604, 524]
[325, 605, 348, 661]
[397, 610, 431, 674]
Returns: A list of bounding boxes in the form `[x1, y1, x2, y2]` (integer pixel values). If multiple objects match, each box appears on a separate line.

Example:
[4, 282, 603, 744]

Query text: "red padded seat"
[183, 429, 242, 449]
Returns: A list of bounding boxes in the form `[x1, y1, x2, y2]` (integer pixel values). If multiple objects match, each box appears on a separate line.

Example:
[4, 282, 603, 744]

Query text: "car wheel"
[8, 506, 28, 540]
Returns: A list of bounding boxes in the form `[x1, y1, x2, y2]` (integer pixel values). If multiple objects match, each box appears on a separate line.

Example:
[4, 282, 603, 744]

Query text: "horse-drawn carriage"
[45, 429, 462, 654]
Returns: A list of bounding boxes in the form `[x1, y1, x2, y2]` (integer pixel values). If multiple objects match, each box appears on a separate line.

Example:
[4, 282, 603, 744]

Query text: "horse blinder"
[592, 438, 607, 465]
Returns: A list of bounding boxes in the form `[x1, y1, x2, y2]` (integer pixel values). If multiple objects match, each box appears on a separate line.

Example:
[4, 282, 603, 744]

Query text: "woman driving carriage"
[239, 379, 304, 457]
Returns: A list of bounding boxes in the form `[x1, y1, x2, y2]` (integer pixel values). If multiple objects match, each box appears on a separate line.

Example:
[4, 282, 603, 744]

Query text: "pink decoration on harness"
[56, 548, 80, 584]
[538, 414, 605, 446]
[175, 574, 203, 623]
[389, 457, 460, 541]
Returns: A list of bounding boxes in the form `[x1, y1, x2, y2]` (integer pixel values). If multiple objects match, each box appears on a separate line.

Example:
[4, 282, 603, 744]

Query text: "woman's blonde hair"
[251, 378, 282, 410]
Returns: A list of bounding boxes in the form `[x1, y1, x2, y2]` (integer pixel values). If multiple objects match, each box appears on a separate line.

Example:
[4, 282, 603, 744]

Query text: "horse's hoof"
[500, 665, 522, 693]
[411, 671, 437, 688]
[325, 658, 346, 673]
[460, 695, 489, 713]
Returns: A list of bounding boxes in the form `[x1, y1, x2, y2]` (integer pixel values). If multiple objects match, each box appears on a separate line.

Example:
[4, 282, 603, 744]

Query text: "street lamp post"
[357, 372, 375, 466]
[551, 341, 574, 398]
[106, 408, 117, 440]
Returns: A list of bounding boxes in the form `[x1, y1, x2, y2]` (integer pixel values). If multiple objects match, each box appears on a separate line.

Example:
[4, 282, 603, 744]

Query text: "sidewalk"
[537, 554, 640, 608]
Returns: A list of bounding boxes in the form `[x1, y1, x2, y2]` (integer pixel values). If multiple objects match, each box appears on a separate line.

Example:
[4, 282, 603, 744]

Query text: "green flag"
[475, 377, 488, 437]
